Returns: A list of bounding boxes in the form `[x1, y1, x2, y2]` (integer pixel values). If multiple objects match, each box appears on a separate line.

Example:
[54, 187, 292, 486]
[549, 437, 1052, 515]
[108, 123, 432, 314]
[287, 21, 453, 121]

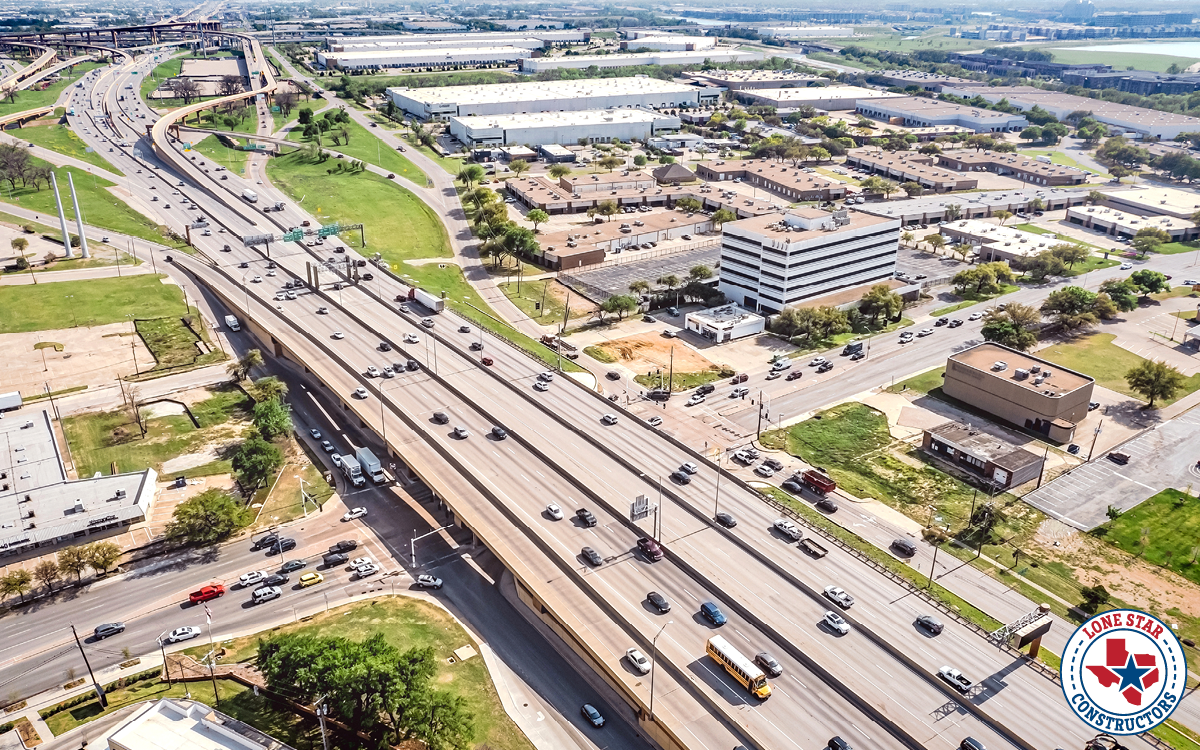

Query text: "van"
[842, 341, 863, 356]
[224, 315, 240, 332]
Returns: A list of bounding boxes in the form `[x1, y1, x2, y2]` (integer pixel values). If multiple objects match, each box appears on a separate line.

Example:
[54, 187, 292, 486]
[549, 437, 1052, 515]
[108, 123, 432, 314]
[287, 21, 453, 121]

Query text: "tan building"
[844, 152, 978, 193]
[922, 422, 1044, 489]
[936, 151, 1089, 187]
[694, 160, 847, 201]
[944, 343, 1095, 442]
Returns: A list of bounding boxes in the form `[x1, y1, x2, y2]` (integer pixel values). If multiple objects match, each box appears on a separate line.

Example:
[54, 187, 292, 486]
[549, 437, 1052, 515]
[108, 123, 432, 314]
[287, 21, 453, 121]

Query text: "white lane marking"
[790, 674, 807, 690]
[876, 664, 893, 679]
[851, 723, 872, 740]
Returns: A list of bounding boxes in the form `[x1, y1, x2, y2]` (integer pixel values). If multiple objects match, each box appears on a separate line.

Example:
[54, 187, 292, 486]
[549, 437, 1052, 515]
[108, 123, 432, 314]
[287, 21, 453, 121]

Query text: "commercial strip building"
[1060, 69, 1200, 96]
[1101, 186, 1200, 220]
[388, 77, 717, 120]
[855, 96, 1028, 133]
[109, 699, 297, 750]
[943, 342, 1095, 442]
[684, 304, 766, 342]
[738, 85, 906, 112]
[868, 70, 978, 92]
[936, 150, 1090, 186]
[508, 173, 781, 220]
[1, 407, 156, 557]
[448, 108, 680, 147]
[695, 160, 849, 202]
[937, 219, 1066, 263]
[843, 152, 978, 193]
[719, 208, 901, 313]
[536, 209, 715, 269]
[318, 46, 531, 70]
[922, 422, 1044, 489]
[940, 85, 1200, 140]
[1066, 205, 1198, 242]
[518, 49, 760, 73]
[688, 70, 826, 91]
[857, 187, 1089, 225]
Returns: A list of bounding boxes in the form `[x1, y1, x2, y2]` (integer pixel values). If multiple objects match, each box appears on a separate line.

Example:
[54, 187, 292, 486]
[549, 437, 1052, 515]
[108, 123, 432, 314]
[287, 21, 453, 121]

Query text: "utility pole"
[1087, 419, 1104, 462]
[70, 625, 107, 708]
[315, 696, 330, 750]
[204, 604, 220, 707]
[667, 345, 674, 392]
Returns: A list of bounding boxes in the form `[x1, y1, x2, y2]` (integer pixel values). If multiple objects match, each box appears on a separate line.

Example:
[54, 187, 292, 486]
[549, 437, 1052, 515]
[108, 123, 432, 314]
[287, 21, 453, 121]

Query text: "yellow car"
[299, 572, 324, 588]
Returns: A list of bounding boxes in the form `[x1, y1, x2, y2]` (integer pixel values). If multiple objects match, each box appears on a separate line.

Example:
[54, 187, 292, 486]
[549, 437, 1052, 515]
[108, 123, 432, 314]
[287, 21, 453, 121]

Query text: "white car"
[332, 331, 345, 340]
[686, 394, 706, 406]
[967, 312, 983, 321]
[342, 507, 367, 521]
[239, 570, 268, 587]
[309, 429, 322, 440]
[917, 328, 934, 337]
[809, 357, 827, 366]
[546, 503, 564, 520]
[366, 365, 381, 378]
[349, 556, 374, 570]
[823, 585, 855, 609]
[353, 387, 368, 399]
[317, 306, 328, 314]
[601, 414, 618, 425]
[251, 275, 262, 283]
[773, 519, 802, 540]
[533, 380, 550, 391]
[403, 333, 419, 344]
[647, 416, 663, 427]
[416, 574, 443, 589]
[538, 371, 555, 382]
[681, 462, 699, 475]
[266, 269, 276, 276]
[626, 648, 651, 674]
[356, 563, 380, 578]
[823, 610, 850, 635]
[165, 626, 201, 643]
[755, 464, 776, 477]
[1119, 263, 1133, 270]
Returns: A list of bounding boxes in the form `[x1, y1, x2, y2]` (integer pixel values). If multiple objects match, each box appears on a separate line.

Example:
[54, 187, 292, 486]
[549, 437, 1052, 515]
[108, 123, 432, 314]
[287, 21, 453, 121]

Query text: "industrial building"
[324, 30, 590, 51]
[718, 208, 901, 313]
[1, 407, 156, 557]
[388, 77, 717, 120]
[448, 108, 680, 147]
[857, 187, 1090, 224]
[759, 26, 855, 38]
[843, 152, 979, 193]
[507, 173, 781, 217]
[938, 219, 1067, 263]
[518, 49, 760, 73]
[922, 422, 1044, 489]
[943, 342, 1095, 442]
[536, 209, 715, 269]
[1060, 69, 1200, 96]
[327, 36, 547, 52]
[940, 85, 1200, 140]
[695, 160, 849, 202]
[855, 96, 1028, 133]
[688, 70, 825, 90]
[869, 70, 979, 92]
[684, 304, 766, 342]
[1066, 205, 1198, 242]
[621, 34, 716, 52]
[318, 46, 531, 70]
[738, 86, 906, 111]
[1101, 186, 1200, 220]
[937, 151, 1090, 186]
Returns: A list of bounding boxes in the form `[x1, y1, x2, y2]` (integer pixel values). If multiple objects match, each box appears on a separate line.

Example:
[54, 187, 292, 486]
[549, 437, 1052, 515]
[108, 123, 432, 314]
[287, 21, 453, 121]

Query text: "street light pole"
[649, 621, 672, 721]
[713, 453, 724, 518]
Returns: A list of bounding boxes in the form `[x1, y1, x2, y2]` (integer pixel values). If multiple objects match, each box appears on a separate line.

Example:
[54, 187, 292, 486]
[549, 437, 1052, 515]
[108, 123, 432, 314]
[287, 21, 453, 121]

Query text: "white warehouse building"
[388, 77, 718, 120]
[450, 108, 681, 146]
[325, 30, 590, 50]
[318, 46, 531, 70]
[329, 36, 547, 53]
[519, 49, 759, 73]
[621, 34, 716, 51]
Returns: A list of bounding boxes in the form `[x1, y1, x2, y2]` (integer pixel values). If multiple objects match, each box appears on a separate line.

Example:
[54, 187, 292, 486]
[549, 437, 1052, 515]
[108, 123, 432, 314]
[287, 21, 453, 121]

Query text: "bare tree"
[216, 74, 244, 108]
[171, 78, 202, 105]
[276, 90, 297, 117]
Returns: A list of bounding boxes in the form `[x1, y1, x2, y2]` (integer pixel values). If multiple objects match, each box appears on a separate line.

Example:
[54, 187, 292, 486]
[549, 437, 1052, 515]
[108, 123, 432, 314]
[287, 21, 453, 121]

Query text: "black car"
[916, 614, 945, 635]
[576, 509, 597, 527]
[329, 539, 358, 553]
[948, 319, 964, 328]
[582, 546, 603, 566]
[817, 361, 834, 373]
[379, 341, 392, 352]
[606, 371, 621, 380]
[762, 458, 784, 471]
[781, 480, 803, 494]
[715, 512, 737, 528]
[816, 497, 839, 513]
[696, 383, 716, 395]
[647, 591, 671, 613]
[362, 273, 374, 281]
[267, 538, 296, 555]
[828, 738, 853, 750]
[491, 426, 508, 440]
[322, 552, 349, 567]
[432, 411, 450, 424]
[254, 533, 279, 550]
[670, 470, 691, 485]
[93, 622, 125, 639]
[238, 261, 249, 268]
[934, 317, 949, 327]
[263, 573, 289, 587]
[581, 703, 605, 728]
[891, 538, 917, 557]
[280, 559, 308, 573]
[754, 652, 783, 677]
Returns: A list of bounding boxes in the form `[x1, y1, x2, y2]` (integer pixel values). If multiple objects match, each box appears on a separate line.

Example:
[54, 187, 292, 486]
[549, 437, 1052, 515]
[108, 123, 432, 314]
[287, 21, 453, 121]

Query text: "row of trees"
[769, 284, 904, 346]
[0, 143, 55, 193]
[626, 264, 722, 310]
[0, 541, 122, 603]
[257, 633, 474, 749]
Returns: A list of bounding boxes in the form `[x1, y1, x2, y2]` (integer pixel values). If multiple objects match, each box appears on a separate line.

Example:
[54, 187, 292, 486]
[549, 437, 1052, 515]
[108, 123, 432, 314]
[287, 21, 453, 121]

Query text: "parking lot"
[895, 244, 967, 283]
[561, 245, 721, 301]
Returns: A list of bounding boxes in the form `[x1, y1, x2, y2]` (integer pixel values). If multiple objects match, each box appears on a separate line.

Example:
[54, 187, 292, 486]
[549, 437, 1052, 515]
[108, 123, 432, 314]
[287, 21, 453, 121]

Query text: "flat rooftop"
[941, 218, 1060, 256]
[108, 699, 297, 750]
[729, 208, 893, 238]
[453, 108, 677, 130]
[327, 46, 530, 61]
[963, 86, 1200, 130]
[1104, 186, 1200, 219]
[337, 36, 540, 49]
[686, 304, 764, 328]
[858, 186, 1088, 218]
[746, 86, 905, 103]
[562, 170, 655, 188]
[699, 159, 840, 189]
[848, 152, 972, 184]
[179, 58, 247, 78]
[1069, 205, 1193, 233]
[949, 342, 1093, 396]
[943, 150, 1088, 179]
[928, 422, 1043, 472]
[864, 96, 1023, 120]
[539, 207, 709, 249]
[389, 77, 697, 106]
[691, 70, 824, 84]
[875, 70, 977, 85]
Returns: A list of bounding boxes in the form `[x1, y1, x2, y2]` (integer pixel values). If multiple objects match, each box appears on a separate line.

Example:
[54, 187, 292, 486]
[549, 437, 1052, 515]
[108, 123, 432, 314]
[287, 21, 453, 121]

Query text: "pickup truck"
[798, 538, 828, 558]
[938, 666, 974, 694]
[773, 519, 803, 541]
[188, 584, 225, 604]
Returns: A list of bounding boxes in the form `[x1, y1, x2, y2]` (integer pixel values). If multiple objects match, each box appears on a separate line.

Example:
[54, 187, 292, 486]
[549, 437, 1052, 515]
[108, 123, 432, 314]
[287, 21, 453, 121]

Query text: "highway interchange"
[4, 28, 1191, 750]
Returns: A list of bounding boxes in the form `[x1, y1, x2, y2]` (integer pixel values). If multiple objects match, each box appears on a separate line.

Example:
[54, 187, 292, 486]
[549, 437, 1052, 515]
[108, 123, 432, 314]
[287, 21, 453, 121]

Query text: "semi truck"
[355, 447, 386, 483]
[224, 315, 241, 332]
[407, 287, 445, 313]
[335, 454, 365, 487]
[800, 469, 836, 496]
[242, 189, 259, 203]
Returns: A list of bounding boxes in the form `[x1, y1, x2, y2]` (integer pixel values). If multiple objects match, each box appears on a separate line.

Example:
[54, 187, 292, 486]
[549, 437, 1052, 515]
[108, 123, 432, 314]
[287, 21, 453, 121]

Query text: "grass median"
[16, 123, 122, 173]
[289, 118, 426, 184]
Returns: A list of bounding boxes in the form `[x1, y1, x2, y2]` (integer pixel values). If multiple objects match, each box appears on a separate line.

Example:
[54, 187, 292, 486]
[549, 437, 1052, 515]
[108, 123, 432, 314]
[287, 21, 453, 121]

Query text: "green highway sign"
[282, 230, 303, 242]
[317, 222, 340, 238]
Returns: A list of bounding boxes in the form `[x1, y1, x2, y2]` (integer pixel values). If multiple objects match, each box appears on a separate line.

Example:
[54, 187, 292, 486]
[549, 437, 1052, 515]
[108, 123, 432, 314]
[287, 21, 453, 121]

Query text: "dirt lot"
[0, 322, 151, 398]
[592, 332, 718, 375]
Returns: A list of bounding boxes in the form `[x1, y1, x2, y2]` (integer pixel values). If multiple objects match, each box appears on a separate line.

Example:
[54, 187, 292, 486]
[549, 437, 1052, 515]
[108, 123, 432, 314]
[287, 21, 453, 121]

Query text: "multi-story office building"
[718, 208, 900, 313]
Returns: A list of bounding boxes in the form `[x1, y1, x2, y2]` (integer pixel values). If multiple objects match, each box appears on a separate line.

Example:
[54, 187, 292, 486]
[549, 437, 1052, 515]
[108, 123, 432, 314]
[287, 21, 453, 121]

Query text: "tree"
[632, 154, 648, 167]
[1019, 126, 1043, 143]
[548, 163, 571, 179]
[1, 569, 32, 603]
[944, 204, 963, 222]
[166, 488, 251, 544]
[252, 376, 288, 403]
[508, 159, 530, 178]
[1049, 243, 1089, 269]
[171, 78, 201, 105]
[276, 91, 297, 117]
[859, 284, 903, 324]
[456, 164, 484, 190]
[657, 274, 680, 292]
[1099, 279, 1139, 311]
[1130, 269, 1171, 296]
[217, 74, 244, 101]
[953, 262, 1012, 295]
[298, 107, 314, 125]
[901, 181, 923, 197]
[918, 143, 942, 155]
[628, 280, 650, 296]
[1040, 286, 1099, 331]
[900, 231, 914, 247]
[596, 200, 618, 222]
[674, 196, 702, 213]
[981, 319, 1037, 351]
[11, 236, 27, 256]
[227, 349, 263, 382]
[711, 208, 736, 229]
[252, 398, 293, 441]
[1125, 360, 1186, 407]
[84, 541, 122, 576]
[689, 264, 714, 281]
[925, 234, 946, 254]
[1080, 585, 1111, 614]
[33, 559, 60, 594]
[993, 210, 1013, 226]
[57, 545, 89, 582]
[1088, 190, 1105, 206]
[526, 209, 549, 232]
[600, 294, 638, 320]
[1131, 227, 1170, 259]
[597, 155, 624, 172]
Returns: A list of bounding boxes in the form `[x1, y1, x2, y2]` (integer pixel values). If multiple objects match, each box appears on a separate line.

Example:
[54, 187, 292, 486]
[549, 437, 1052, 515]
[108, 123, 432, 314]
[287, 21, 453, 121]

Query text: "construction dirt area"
[592, 332, 721, 377]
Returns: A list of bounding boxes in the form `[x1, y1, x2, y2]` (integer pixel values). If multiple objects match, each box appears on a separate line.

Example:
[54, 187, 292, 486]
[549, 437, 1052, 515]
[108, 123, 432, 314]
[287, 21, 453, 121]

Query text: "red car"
[188, 584, 225, 604]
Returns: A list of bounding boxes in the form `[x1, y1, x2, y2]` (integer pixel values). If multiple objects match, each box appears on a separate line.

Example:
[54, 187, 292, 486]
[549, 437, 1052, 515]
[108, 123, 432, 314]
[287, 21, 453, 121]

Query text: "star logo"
[1085, 638, 1159, 706]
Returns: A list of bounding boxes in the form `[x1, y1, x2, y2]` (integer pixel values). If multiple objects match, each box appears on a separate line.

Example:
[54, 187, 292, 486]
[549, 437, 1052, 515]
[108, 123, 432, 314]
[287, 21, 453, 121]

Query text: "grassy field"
[497, 277, 586, 324]
[887, 367, 946, 395]
[186, 134, 250, 176]
[0, 274, 184, 333]
[931, 285, 1019, 317]
[1017, 149, 1108, 177]
[183, 599, 534, 750]
[140, 52, 187, 107]
[1099, 489, 1200, 586]
[1153, 241, 1200, 256]
[288, 118, 426, 184]
[633, 368, 727, 391]
[16, 123, 122, 174]
[63, 384, 251, 476]
[0, 60, 106, 118]
[134, 306, 226, 374]
[838, 32, 991, 53]
[1038, 333, 1200, 406]
[1029, 45, 1200, 73]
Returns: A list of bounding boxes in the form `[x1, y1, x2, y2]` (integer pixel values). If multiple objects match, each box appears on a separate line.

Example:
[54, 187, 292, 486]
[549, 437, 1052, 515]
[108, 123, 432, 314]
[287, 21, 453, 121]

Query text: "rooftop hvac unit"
[1030, 364, 1041, 374]
[1014, 368, 1030, 380]
[1043, 369, 1052, 377]
[992, 361, 1008, 372]
[115, 488, 127, 500]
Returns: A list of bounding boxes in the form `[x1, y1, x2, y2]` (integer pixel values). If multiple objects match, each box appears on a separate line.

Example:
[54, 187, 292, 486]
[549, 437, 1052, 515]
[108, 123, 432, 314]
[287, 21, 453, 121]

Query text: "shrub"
[0, 722, 13, 735]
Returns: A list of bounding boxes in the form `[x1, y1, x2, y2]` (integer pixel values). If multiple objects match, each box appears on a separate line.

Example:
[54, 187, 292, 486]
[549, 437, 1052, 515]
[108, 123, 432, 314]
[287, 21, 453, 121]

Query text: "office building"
[843, 152, 979, 193]
[739, 86, 905, 112]
[922, 422, 1044, 489]
[1, 408, 156, 557]
[1060, 69, 1200, 96]
[855, 96, 1028, 133]
[1101, 186, 1200, 220]
[936, 151, 1089, 186]
[449, 108, 680, 147]
[719, 208, 900, 313]
[695, 160, 849, 202]
[684, 304, 766, 343]
[943, 342, 1095, 442]
[109, 699, 296, 750]
[858, 187, 1089, 224]
[536, 210, 714, 269]
[518, 49, 759, 73]
[388, 77, 715, 120]
[938, 219, 1064, 262]
[1066, 205, 1198, 242]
